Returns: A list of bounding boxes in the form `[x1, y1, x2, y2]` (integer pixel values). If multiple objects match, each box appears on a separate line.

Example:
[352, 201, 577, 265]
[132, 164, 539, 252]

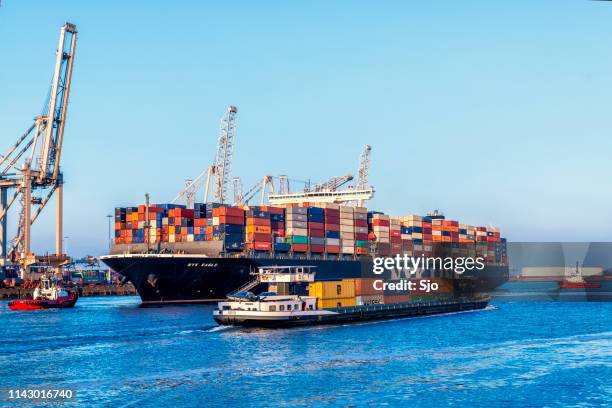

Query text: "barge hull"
[213, 298, 490, 328]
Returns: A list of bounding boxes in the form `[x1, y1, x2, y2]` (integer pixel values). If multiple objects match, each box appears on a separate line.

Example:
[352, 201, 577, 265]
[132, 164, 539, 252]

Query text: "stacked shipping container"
[113, 203, 506, 264]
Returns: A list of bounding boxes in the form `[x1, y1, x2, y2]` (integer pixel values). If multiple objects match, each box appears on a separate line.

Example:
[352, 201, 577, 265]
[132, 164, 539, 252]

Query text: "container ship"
[101, 203, 509, 304]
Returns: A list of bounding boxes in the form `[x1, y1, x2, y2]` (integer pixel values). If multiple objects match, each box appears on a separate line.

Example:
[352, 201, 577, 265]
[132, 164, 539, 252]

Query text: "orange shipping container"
[355, 247, 369, 255]
[246, 218, 271, 227]
[352, 278, 384, 296]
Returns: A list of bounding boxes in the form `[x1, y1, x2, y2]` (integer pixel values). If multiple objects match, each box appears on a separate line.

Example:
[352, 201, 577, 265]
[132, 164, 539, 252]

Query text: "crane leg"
[55, 183, 63, 277]
[0, 188, 6, 266]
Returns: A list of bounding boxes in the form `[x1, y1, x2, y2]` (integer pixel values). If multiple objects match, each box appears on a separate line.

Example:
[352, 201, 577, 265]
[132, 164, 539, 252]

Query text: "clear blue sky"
[1, 1, 612, 256]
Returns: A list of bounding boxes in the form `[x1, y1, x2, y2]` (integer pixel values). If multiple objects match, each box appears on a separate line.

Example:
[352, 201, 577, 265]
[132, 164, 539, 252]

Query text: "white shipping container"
[405, 215, 422, 222]
[285, 206, 308, 215]
[287, 220, 307, 229]
[412, 233, 423, 239]
[401, 234, 411, 240]
[432, 230, 442, 236]
[354, 206, 368, 214]
[373, 226, 389, 233]
[340, 232, 355, 240]
[342, 239, 355, 245]
[339, 206, 354, 215]
[169, 234, 176, 243]
[326, 238, 340, 246]
[355, 226, 368, 234]
[340, 214, 354, 222]
[354, 212, 368, 220]
[372, 214, 390, 221]
[320, 203, 340, 210]
[286, 227, 308, 236]
[286, 213, 307, 222]
[187, 234, 194, 242]
[341, 246, 355, 254]
[340, 225, 354, 233]
[340, 218, 355, 226]
[377, 237, 390, 243]
[356, 295, 384, 306]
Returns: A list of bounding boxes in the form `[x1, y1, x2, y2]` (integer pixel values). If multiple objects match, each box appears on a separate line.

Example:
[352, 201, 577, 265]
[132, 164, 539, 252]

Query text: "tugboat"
[8, 274, 78, 311]
[559, 262, 601, 290]
[213, 266, 490, 328]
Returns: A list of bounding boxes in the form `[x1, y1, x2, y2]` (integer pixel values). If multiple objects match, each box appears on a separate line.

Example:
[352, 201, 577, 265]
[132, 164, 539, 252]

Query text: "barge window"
[279, 305, 285, 311]
[269, 305, 276, 312]
[337, 285, 342, 295]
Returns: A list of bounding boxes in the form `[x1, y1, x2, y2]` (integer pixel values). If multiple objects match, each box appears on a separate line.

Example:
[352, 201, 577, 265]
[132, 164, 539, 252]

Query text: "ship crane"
[0, 23, 77, 277]
[232, 176, 275, 206]
[268, 145, 374, 206]
[173, 105, 238, 206]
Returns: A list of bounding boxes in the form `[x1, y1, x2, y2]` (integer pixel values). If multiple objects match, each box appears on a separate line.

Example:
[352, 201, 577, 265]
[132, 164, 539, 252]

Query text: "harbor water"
[1, 297, 611, 407]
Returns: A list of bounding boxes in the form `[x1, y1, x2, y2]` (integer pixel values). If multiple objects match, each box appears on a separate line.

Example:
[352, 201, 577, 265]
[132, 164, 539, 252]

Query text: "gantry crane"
[173, 105, 238, 205]
[0, 22, 77, 277]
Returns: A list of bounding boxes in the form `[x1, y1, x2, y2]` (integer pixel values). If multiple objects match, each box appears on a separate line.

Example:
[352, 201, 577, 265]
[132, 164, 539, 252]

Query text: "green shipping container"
[290, 235, 309, 245]
[355, 240, 369, 247]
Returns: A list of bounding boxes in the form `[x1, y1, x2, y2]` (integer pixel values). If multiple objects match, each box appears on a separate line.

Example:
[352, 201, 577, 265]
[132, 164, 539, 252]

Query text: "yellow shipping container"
[317, 297, 356, 309]
[308, 280, 355, 299]
[246, 225, 271, 234]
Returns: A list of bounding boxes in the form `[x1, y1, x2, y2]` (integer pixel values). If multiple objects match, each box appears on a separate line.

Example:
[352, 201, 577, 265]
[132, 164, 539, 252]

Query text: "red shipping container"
[325, 223, 340, 232]
[246, 218, 271, 227]
[355, 219, 367, 227]
[309, 229, 325, 238]
[372, 219, 390, 227]
[324, 216, 340, 225]
[292, 244, 308, 252]
[324, 209, 340, 217]
[266, 206, 284, 215]
[355, 233, 368, 240]
[326, 245, 340, 254]
[175, 208, 194, 218]
[308, 222, 324, 230]
[219, 215, 244, 225]
[253, 242, 272, 251]
[390, 231, 401, 238]
[310, 244, 325, 253]
[247, 232, 270, 242]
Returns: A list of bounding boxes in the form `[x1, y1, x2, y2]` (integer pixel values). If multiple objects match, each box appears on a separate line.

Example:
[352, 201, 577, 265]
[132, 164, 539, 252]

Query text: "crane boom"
[38, 22, 77, 183]
[355, 144, 372, 190]
[212, 105, 238, 204]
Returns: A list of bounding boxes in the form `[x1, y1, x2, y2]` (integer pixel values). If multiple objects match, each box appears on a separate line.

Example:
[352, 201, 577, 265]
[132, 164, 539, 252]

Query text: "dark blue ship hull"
[101, 254, 509, 304]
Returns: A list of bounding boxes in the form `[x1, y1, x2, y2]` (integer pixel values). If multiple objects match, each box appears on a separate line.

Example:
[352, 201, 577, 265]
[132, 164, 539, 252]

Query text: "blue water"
[1, 298, 611, 407]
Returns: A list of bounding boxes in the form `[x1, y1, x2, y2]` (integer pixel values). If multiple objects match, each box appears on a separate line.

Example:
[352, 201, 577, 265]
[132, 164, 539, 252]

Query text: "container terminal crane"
[0, 23, 77, 279]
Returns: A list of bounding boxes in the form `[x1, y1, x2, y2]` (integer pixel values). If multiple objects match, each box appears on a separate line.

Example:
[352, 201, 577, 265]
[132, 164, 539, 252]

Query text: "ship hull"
[101, 254, 508, 304]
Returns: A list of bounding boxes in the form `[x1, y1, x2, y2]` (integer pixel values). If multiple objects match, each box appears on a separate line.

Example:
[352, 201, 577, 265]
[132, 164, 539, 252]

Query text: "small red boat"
[559, 280, 600, 290]
[559, 262, 601, 290]
[8, 275, 78, 311]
